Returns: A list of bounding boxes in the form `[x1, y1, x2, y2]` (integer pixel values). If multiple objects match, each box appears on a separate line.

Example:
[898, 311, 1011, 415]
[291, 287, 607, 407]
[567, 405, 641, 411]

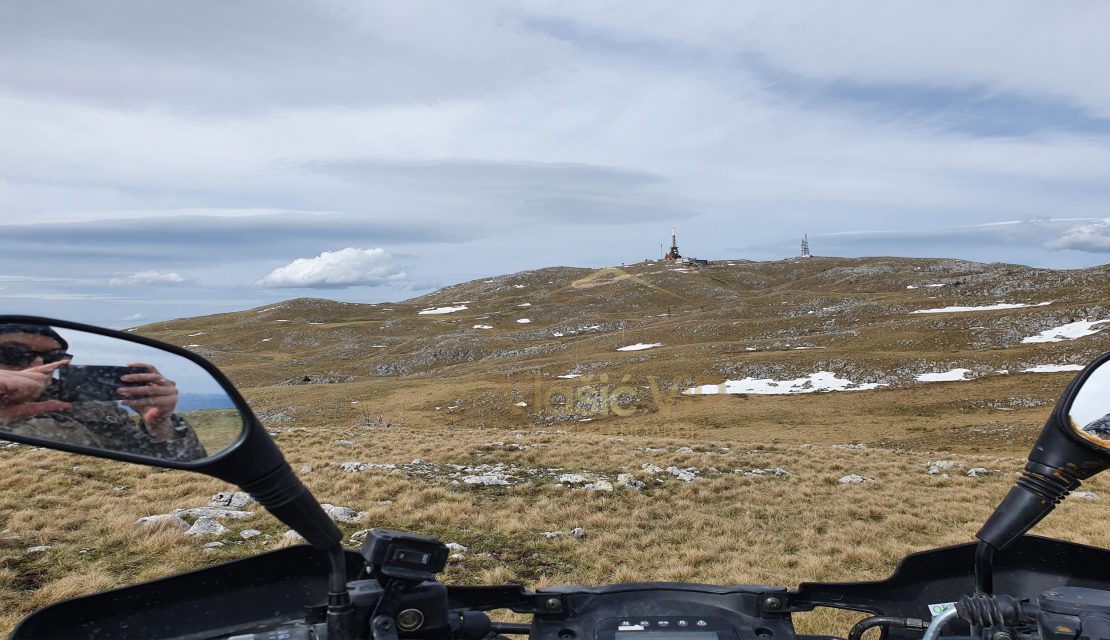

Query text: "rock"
[321, 504, 367, 523]
[282, 530, 306, 543]
[25, 545, 51, 553]
[136, 514, 190, 530]
[446, 542, 469, 553]
[209, 491, 255, 509]
[617, 473, 646, 490]
[832, 443, 867, 450]
[643, 447, 667, 454]
[571, 527, 587, 539]
[927, 460, 959, 475]
[411, 458, 424, 465]
[838, 474, 870, 484]
[641, 464, 662, 474]
[541, 531, 563, 538]
[184, 517, 230, 537]
[584, 480, 614, 492]
[334, 440, 355, 446]
[739, 467, 790, 478]
[377, 500, 395, 506]
[240, 529, 262, 539]
[203, 541, 225, 549]
[340, 462, 396, 473]
[351, 529, 371, 542]
[173, 507, 254, 520]
[557, 473, 590, 484]
[1073, 491, 1100, 501]
[463, 474, 510, 485]
[675, 447, 694, 453]
[449, 553, 466, 561]
[966, 468, 990, 477]
[301, 465, 314, 474]
[666, 466, 697, 482]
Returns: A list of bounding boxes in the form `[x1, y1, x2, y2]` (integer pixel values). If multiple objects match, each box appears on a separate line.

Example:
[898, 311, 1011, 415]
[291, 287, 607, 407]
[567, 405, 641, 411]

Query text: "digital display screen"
[617, 630, 719, 634]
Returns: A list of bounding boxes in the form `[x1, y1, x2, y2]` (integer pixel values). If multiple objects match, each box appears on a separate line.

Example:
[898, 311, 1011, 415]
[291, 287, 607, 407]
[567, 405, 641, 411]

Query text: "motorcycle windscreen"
[9, 545, 366, 639]
[792, 535, 1110, 639]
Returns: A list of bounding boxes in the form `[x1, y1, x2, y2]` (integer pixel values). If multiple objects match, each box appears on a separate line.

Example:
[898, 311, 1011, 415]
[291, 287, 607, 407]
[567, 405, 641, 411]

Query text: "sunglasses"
[0, 344, 73, 368]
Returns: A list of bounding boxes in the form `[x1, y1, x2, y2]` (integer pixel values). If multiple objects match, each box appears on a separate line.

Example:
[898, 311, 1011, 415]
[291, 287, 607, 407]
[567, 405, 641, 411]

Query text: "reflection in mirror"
[1069, 359, 1110, 449]
[0, 323, 243, 462]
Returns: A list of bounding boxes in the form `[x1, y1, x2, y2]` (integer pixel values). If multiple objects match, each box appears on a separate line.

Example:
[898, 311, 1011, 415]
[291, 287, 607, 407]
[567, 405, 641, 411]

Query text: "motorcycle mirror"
[0, 316, 342, 553]
[977, 350, 1110, 552]
[1065, 358, 1110, 450]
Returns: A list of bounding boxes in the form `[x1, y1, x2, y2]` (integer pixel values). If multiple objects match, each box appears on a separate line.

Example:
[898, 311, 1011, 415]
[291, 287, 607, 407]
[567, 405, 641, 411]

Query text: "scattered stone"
[283, 530, 306, 543]
[203, 541, 225, 549]
[541, 531, 563, 538]
[321, 504, 367, 523]
[643, 447, 667, 454]
[617, 473, 646, 490]
[666, 466, 698, 482]
[449, 553, 466, 561]
[1073, 491, 1100, 501]
[184, 517, 230, 537]
[377, 500, 395, 506]
[240, 529, 262, 539]
[571, 527, 587, 539]
[334, 440, 355, 446]
[463, 473, 512, 485]
[26, 545, 51, 553]
[966, 468, 990, 477]
[446, 542, 469, 553]
[927, 460, 960, 475]
[641, 463, 662, 474]
[209, 491, 255, 509]
[301, 465, 314, 474]
[738, 467, 790, 478]
[584, 480, 614, 492]
[557, 473, 590, 484]
[832, 443, 867, 450]
[838, 474, 870, 484]
[675, 447, 694, 453]
[136, 514, 190, 530]
[411, 458, 424, 465]
[351, 529, 371, 542]
[173, 507, 254, 520]
[340, 461, 397, 473]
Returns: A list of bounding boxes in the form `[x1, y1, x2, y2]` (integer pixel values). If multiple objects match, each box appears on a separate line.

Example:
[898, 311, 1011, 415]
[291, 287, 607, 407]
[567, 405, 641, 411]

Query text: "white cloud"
[1046, 219, 1110, 253]
[109, 270, 193, 286]
[254, 248, 406, 289]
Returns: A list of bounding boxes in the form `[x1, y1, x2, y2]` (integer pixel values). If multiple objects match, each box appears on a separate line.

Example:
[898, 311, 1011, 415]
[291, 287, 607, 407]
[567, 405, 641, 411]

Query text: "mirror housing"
[977, 351, 1110, 551]
[0, 315, 342, 552]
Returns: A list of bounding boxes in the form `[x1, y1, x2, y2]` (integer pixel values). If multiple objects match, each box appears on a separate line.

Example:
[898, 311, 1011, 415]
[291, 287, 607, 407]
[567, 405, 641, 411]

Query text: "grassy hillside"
[1, 256, 1109, 634]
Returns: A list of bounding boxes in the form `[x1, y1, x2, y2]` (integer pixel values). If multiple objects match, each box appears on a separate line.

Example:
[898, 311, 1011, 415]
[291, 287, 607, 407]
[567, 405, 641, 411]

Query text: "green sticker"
[928, 602, 956, 616]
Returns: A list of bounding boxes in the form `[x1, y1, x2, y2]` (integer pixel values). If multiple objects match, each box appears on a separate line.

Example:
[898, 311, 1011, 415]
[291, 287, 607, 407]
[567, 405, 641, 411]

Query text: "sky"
[1, 1, 1109, 328]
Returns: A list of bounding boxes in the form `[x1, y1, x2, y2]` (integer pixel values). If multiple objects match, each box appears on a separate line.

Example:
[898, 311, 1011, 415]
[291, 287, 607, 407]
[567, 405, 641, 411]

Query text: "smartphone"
[57, 365, 150, 403]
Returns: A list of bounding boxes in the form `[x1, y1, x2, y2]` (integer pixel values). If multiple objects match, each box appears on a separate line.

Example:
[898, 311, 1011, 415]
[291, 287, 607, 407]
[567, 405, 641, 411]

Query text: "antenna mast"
[800, 234, 811, 258]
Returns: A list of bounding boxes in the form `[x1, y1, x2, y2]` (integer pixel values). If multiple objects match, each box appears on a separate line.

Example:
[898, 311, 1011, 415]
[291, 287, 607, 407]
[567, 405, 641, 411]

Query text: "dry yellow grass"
[2, 257, 1109, 636]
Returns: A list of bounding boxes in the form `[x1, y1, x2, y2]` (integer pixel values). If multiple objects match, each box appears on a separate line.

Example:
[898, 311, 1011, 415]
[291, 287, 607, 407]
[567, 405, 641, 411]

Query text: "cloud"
[255, 248, 406, 289]
[109, 270, 194, 286]
[120, 312, 145, 321]
[1046, 219, 1110, 253]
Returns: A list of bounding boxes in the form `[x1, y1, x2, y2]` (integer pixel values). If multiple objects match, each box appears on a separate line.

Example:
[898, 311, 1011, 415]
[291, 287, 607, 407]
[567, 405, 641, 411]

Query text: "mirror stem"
[326, 545, 355, 640]
[974, 541, 994, 594]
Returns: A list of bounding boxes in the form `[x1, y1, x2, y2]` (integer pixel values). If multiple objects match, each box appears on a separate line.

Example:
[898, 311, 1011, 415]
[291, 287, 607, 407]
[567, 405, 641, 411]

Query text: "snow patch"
[419, 305, 467, 315]
[684, 371, 884, 395]
[473, 324, 493, 329]
[1022, 319, 1110, 344]
[617, 342, 662, 351]
[917, 369, 972, 383]
[1022, 364, 1084, 373]
[912, 302, 1050, 314]
[516, 318, 532, 324]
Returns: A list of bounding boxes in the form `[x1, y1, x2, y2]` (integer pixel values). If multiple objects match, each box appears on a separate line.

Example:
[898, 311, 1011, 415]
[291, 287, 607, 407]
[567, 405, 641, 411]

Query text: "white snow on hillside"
[917, 369, 972, 382]
[617, 342, 662, 351]
[1022, 364, 1084, 373]
[418, 305, 467, 315]
[683, 371, 884, 395]
[516, 318, 532, 324]
[912, 302, 1051, 314]
[473, 324, 493, 329]
[1022, 319, 1110, 343]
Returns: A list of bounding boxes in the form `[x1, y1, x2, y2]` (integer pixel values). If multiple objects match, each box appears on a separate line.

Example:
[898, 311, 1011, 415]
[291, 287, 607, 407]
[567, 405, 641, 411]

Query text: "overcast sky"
[2, 1, 1109, 328]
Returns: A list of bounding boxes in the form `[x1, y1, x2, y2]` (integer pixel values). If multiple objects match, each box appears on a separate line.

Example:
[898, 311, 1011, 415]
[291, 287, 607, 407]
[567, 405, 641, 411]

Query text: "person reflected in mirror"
[0, 325, 206, 460]
[1081, 413, 1110, 440]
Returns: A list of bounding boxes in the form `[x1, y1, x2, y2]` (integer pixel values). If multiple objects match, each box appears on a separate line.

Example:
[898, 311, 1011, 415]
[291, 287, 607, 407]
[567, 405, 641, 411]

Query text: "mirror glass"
[0, 323, 243, 462]
[1068, 358, 1110, 450]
